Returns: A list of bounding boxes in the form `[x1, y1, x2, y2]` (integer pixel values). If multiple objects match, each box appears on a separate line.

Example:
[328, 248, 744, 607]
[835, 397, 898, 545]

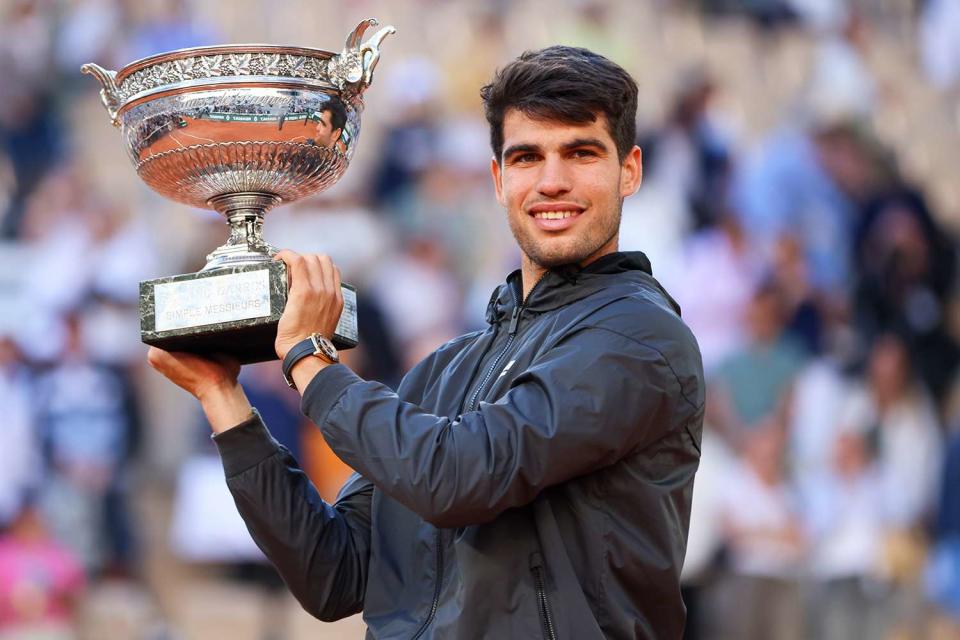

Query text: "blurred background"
[1, 0, 960, 638]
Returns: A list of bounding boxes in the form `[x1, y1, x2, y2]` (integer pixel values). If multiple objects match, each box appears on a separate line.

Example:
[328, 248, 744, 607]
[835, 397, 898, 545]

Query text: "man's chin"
[526, 245, 595, 270]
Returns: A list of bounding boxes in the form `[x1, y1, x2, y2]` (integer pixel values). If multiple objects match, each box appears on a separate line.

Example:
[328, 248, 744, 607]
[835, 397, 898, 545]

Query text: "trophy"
[82, 19, 394, 363]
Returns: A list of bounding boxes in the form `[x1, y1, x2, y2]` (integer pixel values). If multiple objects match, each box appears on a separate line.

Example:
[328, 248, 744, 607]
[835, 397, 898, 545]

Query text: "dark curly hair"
[480, 46, 638, 163]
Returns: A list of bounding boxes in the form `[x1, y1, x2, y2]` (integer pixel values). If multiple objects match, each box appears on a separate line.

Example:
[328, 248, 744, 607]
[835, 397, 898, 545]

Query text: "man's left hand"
[273, 250, 344, 360]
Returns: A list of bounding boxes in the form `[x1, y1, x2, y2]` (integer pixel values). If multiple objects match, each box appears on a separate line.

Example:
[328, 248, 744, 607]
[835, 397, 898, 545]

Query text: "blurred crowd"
[2, 0, 960, 638]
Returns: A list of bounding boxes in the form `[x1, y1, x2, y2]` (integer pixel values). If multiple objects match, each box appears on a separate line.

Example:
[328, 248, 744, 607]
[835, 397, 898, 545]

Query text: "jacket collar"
[485, 251, 678, 325]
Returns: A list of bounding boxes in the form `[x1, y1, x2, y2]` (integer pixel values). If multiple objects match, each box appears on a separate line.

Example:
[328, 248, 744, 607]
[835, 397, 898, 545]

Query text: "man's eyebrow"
[502, 143, 541, 158]
[562, 137, 608, 152]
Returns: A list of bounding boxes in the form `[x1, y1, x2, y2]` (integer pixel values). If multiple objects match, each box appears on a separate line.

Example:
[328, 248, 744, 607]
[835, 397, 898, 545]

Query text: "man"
[311, 99, 347, 151]
[149, 46, 704, 639]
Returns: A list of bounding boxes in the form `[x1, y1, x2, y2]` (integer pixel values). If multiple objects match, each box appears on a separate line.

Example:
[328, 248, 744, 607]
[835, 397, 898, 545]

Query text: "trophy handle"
[81, 63, 122, 127]
[359, 24, 395, 87]
[335, 19, 396, 90]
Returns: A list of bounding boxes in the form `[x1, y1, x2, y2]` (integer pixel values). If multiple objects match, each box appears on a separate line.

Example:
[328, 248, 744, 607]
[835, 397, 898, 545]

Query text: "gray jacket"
[214, 251, 705, 639]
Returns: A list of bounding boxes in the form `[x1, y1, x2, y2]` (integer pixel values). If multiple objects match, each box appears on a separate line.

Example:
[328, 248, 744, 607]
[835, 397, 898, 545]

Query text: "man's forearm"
[199, 382, 254, 433]
[198, 354, 328, 433]
[213, 411, 372, 621]
[289, 354, 332, 394]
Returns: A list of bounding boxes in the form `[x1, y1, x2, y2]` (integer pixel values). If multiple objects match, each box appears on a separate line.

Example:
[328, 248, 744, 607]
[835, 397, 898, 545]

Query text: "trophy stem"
[202, 192, 282, 271]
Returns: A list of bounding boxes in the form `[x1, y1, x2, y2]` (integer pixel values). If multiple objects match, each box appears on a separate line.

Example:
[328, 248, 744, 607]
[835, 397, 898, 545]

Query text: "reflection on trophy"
[82, 19, 394, 363]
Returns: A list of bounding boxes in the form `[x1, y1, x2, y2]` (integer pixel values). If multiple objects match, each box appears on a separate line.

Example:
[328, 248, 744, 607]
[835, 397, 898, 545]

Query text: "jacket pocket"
[530, 552, 558, 640]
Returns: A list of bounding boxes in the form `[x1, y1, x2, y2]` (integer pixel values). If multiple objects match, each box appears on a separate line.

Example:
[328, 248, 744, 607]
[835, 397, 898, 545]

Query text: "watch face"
[312, 334, 339, 363]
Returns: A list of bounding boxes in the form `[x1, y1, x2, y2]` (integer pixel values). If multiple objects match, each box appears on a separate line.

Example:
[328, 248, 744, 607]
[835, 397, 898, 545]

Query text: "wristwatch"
[282, 333, 340, 389]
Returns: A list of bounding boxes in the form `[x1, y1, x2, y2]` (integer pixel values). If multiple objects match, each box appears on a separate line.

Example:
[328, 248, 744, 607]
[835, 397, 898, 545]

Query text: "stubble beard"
[510, 198, 623, 270]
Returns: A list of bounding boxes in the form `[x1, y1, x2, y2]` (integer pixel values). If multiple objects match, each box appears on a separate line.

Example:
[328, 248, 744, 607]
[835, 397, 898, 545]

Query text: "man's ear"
[620, 145, 643, 198]
[490, 156, 505, 206]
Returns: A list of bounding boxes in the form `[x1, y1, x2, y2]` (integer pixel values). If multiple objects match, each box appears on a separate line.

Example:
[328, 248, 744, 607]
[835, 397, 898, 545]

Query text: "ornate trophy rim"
[113, 45, 342, 114]
[115, 44, 335, 84]
[82, 18, 396, 125]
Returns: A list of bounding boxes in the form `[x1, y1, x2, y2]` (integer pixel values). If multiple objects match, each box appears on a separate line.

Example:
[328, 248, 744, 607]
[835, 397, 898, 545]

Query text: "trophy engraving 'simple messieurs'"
[81, 18, 395, 271]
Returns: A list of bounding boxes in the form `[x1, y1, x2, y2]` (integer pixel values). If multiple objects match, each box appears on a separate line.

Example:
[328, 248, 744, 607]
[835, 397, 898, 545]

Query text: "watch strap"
[282, 337, 321, 389]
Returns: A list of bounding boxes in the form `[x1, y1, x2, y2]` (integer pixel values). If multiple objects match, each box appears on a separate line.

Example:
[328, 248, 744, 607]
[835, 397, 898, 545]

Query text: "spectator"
[369, 58, 443, 210]
[0, 0, 63, 238]
[119, 0, 220, 62]
[839, 335, 942, 532]
[770, 234, 825, 355]
[0, 335, 40, 527]
[927, 418, 960, 628]
[920, 0, 960, 91]
[731, 118, 856, 298]
[804, 429, 889, 639]
[853, 188, 959, 404]
[33, 313, 141, 576]
[716, 424, 806, 640]
[0, 495, 86, 638]
[837, 334, 943, 636]
[638, 68, 734, 231]
[662, 210, 762, 372]
[708, 282, 808, 448]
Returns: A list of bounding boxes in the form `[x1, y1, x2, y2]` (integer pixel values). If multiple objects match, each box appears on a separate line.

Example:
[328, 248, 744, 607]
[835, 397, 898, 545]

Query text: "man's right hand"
[147, 347, 240, 399]
[147, 347, 252, 433]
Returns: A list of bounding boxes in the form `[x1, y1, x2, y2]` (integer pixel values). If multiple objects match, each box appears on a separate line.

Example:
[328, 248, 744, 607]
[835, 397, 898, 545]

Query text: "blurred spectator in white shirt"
[804, 429, 890, 639]
[717, 424, 806, 640]
[920, 0, 960, 91]
[840, 335, 942, 530]
[835, 334, 943, 636]
[0, 335, 40, 527]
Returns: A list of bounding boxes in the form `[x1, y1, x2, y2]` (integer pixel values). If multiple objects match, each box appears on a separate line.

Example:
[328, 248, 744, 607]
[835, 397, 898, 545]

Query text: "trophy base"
[139, 261, 358, 365]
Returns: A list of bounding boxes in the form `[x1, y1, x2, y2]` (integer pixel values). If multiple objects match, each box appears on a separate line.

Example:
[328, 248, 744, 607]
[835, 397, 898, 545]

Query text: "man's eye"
[572, 149, 597, 158]
[514, 153, 538, 163]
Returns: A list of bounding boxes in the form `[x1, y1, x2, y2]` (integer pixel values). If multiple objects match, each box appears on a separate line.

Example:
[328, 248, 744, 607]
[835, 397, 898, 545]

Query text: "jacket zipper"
[530, 554, 557, 640]
[465, 273, 546, 413]
[411, 273, 546, 639]
[465, 305, 519, 412]
[410, 529, 444, 640]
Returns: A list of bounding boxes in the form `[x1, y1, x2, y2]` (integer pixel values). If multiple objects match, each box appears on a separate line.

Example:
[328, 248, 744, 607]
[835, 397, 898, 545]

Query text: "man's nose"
[535, 156, 572, 197]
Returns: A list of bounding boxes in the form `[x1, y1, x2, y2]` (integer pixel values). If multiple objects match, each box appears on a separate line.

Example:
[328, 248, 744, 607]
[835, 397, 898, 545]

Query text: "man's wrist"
[289, 356, 331, 395]
[275, 337, 305, 361]
[197, 381, 253, 434]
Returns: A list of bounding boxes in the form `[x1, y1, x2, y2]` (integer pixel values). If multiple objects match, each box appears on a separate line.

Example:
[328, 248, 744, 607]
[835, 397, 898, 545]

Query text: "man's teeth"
[533, 210, 579, 219]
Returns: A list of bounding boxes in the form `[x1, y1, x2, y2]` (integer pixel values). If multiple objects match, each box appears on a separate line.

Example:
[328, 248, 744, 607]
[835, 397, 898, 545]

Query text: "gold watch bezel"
[308, 332, 339, 364]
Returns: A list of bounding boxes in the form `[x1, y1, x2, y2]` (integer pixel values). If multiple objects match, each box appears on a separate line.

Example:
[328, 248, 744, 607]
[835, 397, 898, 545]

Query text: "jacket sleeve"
[213, 410, 372, 621]
[302, 325, 693, 528]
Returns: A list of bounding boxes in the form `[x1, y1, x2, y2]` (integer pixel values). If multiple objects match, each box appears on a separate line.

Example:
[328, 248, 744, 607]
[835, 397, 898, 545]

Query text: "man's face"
[314, 109, 343, 148]
[491, 109, 641, 270]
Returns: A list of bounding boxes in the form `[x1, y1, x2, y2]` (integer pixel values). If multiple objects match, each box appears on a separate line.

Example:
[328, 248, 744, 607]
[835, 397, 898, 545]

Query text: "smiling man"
[149, 46, 704, 639]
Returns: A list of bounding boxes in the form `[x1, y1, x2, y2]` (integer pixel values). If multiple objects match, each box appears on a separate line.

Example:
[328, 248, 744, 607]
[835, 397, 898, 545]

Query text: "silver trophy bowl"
[81, 19, 394, 363]
[83, 18, 394, 271]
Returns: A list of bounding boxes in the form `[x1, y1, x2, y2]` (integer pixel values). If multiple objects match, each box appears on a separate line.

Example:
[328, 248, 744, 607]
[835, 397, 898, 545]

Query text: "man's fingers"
[333, 266, 344, 305]
[317, 254, 336, 295]
[274, 249, 307, 293]
[146, 346, 167, 370]
[305, 254, 325, 293]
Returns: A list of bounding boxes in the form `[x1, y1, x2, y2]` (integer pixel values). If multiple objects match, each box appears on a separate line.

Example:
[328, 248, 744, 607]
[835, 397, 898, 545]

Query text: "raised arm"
[146, 348, 372, 621]
[214, 413, 372, 620]
[301, 326, 694, 528]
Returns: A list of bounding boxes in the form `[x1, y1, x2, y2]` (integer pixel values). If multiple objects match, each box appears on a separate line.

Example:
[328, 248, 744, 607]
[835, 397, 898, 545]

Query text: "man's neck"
[520, 260, 549, 301]
[520, 243, 620, 300]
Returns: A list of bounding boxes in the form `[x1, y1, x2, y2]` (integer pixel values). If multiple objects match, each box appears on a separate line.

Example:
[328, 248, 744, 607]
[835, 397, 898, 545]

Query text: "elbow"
[315, 608, 357, 624]
[298, 593, 362, 623]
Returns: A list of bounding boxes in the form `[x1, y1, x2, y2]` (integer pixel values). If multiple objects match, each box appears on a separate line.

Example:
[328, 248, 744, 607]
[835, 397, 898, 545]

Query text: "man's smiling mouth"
[532, 210, 581, 220]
